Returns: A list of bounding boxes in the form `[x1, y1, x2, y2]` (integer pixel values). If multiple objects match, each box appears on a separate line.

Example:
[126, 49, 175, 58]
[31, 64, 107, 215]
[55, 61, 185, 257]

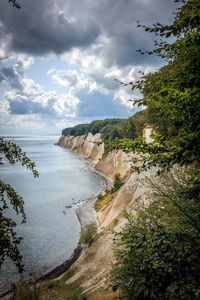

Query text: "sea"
[0, 135, 101, 295]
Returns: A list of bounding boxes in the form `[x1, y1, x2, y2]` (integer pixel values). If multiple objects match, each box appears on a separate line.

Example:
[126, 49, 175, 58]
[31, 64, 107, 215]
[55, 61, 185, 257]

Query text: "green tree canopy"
[108, 0, 200, 173]
[62, 115, 144, 141]
[110, 0, 200, 298]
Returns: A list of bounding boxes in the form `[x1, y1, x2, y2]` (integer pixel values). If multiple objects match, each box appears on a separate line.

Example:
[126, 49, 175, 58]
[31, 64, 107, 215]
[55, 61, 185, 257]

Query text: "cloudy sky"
[0, 0, 179, 135]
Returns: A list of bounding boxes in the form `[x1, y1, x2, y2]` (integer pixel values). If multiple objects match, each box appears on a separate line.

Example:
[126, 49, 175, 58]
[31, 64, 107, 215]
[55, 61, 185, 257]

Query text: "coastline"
[0, 149, 112, 299]
[76, 158, 112, 229]
[37, 159, 112, 282]
[36, 157, 112, 282]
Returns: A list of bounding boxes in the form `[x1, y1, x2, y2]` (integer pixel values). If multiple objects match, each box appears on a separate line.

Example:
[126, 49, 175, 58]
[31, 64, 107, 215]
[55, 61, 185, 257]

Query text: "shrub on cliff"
[111, 174, 123, 193]
[79, 222, 98, 245]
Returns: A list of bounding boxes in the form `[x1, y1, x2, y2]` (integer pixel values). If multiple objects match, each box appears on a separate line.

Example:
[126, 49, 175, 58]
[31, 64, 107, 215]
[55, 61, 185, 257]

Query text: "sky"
[0, 0, 180, 135]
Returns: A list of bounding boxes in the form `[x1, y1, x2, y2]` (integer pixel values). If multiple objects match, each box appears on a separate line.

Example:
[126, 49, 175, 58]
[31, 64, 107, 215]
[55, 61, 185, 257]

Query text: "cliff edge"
[56, 131, 153, 296]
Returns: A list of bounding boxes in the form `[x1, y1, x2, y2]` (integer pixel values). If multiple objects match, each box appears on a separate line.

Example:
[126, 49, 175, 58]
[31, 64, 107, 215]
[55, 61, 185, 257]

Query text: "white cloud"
[1, 62, 81, 132]
[0, 113, 45, 130]
[0, 98, 9, 115]
[5, 81, 80, 118]
[21, 78, 42, 95]
[61, 47, 144, 105]
[54, 93, 80, 116]
[47, 68, 55, 75]
[50, 69, 88, 91]
[16, 57, 35, 69]
[14, 115, 46, 129]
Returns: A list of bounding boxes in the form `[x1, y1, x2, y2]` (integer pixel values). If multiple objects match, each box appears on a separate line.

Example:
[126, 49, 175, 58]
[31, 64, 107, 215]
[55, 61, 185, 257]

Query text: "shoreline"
[37, 158, 112, 282]
[0, 150, 112, 298]
[75, 158, 112, 229]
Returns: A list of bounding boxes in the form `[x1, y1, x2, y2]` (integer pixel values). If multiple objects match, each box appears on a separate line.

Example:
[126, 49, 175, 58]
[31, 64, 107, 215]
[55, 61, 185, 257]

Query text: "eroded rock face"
[57, 134, 132, 179]
[97, 168, 155, 228]
[57, 132, 155, 293]
[96, 149, 132, 179]
[143, 124, 154, 143]
[57, 132, 154, 228]
[57, 133, 104, 163]
[64, 168, 155, 293]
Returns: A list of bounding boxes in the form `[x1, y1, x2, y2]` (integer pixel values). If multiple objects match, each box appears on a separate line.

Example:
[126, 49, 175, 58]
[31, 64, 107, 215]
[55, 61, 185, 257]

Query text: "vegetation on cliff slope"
[110, 0, 200, 299]
[94, 174, 123, 212]
[79, 222, 98, 245]
[111, 168, 200, 299]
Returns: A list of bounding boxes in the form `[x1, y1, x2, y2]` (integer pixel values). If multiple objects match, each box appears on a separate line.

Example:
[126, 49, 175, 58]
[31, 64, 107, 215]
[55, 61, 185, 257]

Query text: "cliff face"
[57, 133, 152, 229]
[57, 133, 132, 179]
[57, 132, 153, 294]
[97, 168, 153, 228]
[57, 133, 104, 163]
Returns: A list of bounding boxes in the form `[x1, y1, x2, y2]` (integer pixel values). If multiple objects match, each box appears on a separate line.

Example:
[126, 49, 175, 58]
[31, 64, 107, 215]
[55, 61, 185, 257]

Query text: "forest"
[62, 110, 148, 140]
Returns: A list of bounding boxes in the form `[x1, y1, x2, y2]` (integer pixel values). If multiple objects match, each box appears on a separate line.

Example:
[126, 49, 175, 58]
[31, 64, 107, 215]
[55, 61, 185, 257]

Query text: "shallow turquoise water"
[0, 135, 101, 294]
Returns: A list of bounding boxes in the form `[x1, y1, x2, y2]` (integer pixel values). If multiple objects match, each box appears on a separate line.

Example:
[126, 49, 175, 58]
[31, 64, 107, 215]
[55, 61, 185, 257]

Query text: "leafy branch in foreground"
[108, 0, 200, 173]
[106, 135, 179, 174]
[0, 138, 39, 177]
[110, 1, 200, 299]
[111, 168, 200, 299]
[0, 138, 39, 272]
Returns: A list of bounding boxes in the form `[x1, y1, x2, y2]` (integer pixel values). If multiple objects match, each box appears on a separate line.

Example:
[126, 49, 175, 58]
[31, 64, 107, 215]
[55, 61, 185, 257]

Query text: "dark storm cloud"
[0, 66, 23, 90]
[64, 0, 179, 67]
[1, 0, 179, 67]
[0, 0, 101, 55]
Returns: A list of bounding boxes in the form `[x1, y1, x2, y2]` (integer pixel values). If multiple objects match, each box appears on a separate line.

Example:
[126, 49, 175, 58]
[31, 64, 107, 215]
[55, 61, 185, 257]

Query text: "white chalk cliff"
[57, 129, 154, 293]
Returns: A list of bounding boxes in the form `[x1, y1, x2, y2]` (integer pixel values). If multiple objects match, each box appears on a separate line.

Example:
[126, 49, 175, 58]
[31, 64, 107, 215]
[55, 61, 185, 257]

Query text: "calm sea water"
[0, 135, 101, 294]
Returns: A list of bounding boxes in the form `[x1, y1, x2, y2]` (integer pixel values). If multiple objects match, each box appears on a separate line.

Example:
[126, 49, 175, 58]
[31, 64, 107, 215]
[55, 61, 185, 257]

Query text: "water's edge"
[0, 147, 112, 298]
[36, 156, 112, 282]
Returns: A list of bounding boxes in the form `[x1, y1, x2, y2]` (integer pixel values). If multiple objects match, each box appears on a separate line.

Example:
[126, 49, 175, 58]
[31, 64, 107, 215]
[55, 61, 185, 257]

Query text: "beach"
[76, 159, 112, 229]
